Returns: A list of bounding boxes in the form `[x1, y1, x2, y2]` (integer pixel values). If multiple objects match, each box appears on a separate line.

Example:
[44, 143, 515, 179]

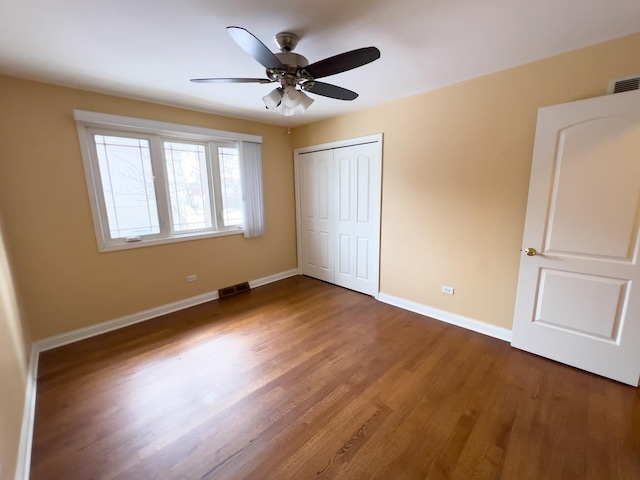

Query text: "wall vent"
[608, 75, 640, 94]
[218, 281, 251, 299]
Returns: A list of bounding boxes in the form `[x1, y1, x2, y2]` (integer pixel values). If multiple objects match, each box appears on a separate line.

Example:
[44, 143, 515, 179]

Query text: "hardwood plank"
[30, 276, 640, 479]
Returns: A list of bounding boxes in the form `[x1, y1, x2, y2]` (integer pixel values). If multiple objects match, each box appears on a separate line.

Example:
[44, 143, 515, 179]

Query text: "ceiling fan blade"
[190, 78, 273, 84]
[304, 81, 358, 101]
[226, 26, 284, 69]
[304, 47, 380, 79]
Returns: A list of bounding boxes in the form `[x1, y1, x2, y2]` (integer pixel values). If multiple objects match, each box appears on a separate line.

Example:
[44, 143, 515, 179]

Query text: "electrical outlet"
[442, 285, 454, 295]
[187, 275, 197, 282]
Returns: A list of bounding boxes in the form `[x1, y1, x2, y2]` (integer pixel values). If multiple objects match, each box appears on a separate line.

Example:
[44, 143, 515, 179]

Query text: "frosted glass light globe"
[282, 86, 302, 108]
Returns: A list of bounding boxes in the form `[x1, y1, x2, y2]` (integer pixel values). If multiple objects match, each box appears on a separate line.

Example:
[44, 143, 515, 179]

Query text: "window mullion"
[151, 137, 172, 236]
[209, 142, 224, 229]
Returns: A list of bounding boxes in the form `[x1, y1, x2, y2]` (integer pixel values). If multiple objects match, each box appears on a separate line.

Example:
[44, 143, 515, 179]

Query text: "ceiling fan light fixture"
[281, 105, 296, 117]
[282, 86, 302, 109]
[262, 88, 283, 111]
[192, 27, 381, 117]
[298, 91, 314, 112]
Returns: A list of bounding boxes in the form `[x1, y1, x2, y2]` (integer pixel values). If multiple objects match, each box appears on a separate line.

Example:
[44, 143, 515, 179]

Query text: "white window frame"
[74, 110, 262, 252]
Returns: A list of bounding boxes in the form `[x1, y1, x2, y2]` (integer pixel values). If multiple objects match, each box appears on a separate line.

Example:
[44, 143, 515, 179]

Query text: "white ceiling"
[1, 0, 639, 127]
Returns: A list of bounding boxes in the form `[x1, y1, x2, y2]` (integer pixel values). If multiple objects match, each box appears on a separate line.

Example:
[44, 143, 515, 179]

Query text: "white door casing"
[295, 135, 382, 297]
[512, 91, 640, 386]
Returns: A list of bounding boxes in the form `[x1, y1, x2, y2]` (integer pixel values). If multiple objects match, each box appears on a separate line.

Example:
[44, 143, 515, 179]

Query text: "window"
[75, 111, 263, 251]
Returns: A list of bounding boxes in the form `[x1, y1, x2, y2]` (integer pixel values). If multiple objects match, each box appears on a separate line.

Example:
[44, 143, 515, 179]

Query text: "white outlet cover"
[442, 286, 454, 295]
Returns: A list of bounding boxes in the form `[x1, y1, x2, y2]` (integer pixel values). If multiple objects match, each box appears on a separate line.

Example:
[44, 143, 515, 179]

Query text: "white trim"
[73, 110, 262, 143]
[248, 268, 299, 289]
[36, 291, 217, 351]
[15, 345, 39, 480]
[98, 228, 243, 253]
[293, 133, 383, 154]
[294, 154, 303, 276]
[76, 121, 109, 250]
[35, 268, 299, 352]
[377, 292, 513, 342]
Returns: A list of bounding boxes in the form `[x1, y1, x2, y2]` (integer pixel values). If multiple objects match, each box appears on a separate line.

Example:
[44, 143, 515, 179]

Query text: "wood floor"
[31, 276, 640, 480]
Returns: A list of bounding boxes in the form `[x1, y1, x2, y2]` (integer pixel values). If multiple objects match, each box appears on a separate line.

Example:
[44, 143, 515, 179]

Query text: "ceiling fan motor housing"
[268, 52, 311, 87]
[274, 32, 299, 52]
[274, 52, 309, 69]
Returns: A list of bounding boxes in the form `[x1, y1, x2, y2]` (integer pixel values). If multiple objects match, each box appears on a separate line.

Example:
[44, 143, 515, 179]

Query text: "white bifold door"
[295, 137, 382, 296]
[512, 91, 640, 386]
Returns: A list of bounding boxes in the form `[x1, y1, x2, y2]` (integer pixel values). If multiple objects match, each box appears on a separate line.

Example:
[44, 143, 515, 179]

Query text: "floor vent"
[218, 282, 251, 299]
[608, 75, 640, 94]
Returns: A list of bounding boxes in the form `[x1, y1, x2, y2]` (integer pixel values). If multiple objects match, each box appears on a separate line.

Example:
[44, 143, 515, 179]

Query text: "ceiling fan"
[191, 27, 381, 116]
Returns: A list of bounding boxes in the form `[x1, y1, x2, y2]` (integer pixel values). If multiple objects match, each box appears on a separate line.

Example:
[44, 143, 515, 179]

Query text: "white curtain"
[240, 141, 265, 238]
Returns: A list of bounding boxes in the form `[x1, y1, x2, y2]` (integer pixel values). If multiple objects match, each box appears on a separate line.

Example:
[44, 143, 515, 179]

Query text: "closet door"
[295, 135, 382, 297]
[334, 143, 381, 296]
[299, 149, 334, 283]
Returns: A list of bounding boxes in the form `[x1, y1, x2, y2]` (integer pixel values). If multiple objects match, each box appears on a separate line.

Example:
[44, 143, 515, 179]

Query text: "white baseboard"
[15, 345, 39, 480]
[248, 268, 299, 289]
[35, 268, 299, 353]
[377, 292, 512, 343]
[35, 291, 219, 352]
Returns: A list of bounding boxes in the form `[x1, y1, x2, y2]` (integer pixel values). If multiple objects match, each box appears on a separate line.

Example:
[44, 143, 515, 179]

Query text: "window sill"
[98, 228, 244, 252]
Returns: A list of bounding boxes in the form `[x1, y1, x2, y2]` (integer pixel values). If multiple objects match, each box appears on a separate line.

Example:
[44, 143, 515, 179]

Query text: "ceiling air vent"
[608, 75, 640, 94]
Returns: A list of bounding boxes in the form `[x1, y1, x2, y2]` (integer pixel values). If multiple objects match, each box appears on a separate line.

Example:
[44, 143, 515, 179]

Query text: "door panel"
[356, 237, 370, 280]
[357, 154, 371, 223]
[338, 155, 351, 222]
[339, 234, 351, 275]
[352, 145, 381, 295]
[512, 91, 640, 386]
[545, 118, 640, 259]
[317, 157, 331, 221]
[334, 147, 356, 289]
[534, 269, 627, 340]
[299, 150, 334, 283]
[333, 144, 381, 295]
[318, 231, 331, 271]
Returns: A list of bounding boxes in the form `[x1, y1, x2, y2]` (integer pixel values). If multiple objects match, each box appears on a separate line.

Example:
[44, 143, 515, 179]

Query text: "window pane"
[218, 146, 243, 227]
[164, 142, 212, 232]
[95, 135, 160, 239]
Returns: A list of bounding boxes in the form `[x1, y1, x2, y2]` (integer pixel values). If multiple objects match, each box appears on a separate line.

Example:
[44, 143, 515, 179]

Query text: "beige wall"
[0, 76, 297, 340]
[0, 216, 31, 480]
[1, 32, 639, 342]
[1, 29, 637, 480]
[293, 32, 640, 329]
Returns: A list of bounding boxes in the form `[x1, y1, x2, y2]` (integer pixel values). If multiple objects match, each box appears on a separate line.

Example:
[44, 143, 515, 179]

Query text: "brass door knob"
[524, 247, 538, 256]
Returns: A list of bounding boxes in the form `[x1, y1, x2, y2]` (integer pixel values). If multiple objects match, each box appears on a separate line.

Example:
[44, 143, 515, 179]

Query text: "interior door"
[333, 143, 381, 296]
[512, 90, 640, 386]
[299, 149, 334, 283]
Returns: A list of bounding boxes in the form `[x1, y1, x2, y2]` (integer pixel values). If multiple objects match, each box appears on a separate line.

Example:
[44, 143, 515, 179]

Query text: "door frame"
[294, 133, 383, 296]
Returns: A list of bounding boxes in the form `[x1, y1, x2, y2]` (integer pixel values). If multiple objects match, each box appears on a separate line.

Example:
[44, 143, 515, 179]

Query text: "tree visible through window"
[95, 135, 160, 239]
[75, 110, 264, 251]
[164, 141, 212, 232]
